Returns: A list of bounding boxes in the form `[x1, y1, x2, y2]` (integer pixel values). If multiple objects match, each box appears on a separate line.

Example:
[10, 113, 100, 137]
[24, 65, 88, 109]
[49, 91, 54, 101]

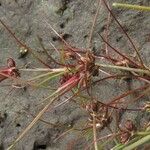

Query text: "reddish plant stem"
[37, 36, 75, 68]
[59, 75, 145, 112]
[124, 87, 150, 106]
[107, 84, 149, 105]
[104, 2, 111, 55]
[96, 99, 142, 112]
[0, 19, 51, 68]
[95, 53, 120, 64]
[98, 33, 141, 68]
[88, 0, 102, 49]
[102, 0, 144, 67]
[0, 74, 7, 82]
[93, 74, 127, 85]
[8, 75, 80, 149]
[44, 21, 83, 58]
[0, 58, 18, 82]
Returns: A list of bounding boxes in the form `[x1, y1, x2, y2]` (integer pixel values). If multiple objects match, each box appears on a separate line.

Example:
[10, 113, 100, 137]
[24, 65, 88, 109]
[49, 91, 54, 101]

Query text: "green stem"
[93, 113, 98, 150]
[113, 3, 150, 11]
[7, 77, 80, 150]
[123, 134, 150, 150]
[20, 68, 67, 72]
[37, 71, 65, 87]
[136, 132, 150, 136]
[28, 71, 61, 81]
[96, 63, 150, 75]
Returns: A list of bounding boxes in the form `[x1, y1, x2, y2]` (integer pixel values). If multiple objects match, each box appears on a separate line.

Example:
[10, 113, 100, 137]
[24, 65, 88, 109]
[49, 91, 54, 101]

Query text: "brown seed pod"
[119, 120, 136, 144]
[86, 101, 112, 129]
[120, 132, 131, 144]
[124, 120, 136, 132]
[7, 58, 16, 68]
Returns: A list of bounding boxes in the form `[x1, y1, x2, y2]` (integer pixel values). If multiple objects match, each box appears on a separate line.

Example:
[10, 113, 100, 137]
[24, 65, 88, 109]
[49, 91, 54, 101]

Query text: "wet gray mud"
[0, 0, 150, 150]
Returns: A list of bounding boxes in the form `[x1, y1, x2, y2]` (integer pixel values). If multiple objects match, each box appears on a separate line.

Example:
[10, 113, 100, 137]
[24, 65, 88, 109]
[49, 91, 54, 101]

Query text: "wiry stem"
[20, 68, 67, 72]
[108, 85, 149, 105]
[123, 134, 150, 150]
[113, 3, 150, 11]
[98, 33, 141, 68]
[102, 0, 144, 67]
[7, 76, 80, 150]
[104, 5, 111, 55]
[0, 19, 52, 68]
[87, 0, 102, 50]
[92, 113, 98, 150]
[96, 63, 150, 75]
[85, 132, 121, 150]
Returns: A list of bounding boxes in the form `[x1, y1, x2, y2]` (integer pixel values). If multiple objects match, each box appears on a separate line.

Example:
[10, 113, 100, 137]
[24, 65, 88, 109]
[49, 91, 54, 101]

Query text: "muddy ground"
[0, 0, 150, 150]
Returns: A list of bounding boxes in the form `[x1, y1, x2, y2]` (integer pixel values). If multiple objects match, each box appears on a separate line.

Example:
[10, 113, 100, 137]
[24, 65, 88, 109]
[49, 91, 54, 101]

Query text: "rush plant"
[0, 0, 149, 149]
